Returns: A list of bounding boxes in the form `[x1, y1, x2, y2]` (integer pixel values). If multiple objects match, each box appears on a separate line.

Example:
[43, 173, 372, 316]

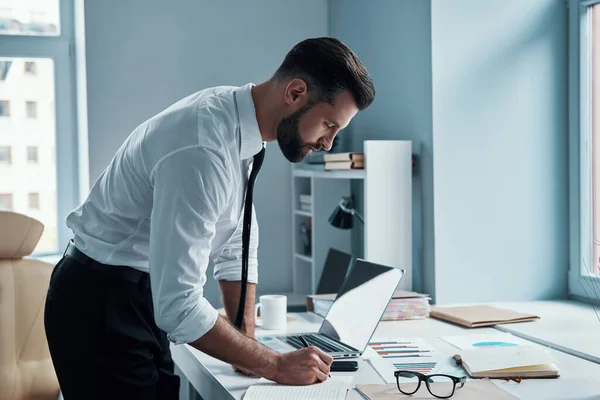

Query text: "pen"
[298, 335, 331, 378]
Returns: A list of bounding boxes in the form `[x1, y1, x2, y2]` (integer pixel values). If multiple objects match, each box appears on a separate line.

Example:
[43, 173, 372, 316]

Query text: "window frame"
[27, 145, 39, 163]
[28, 192, 40, 210]
[0, 100, 10, 116]
[0, 0, 81, 255]
[24, 61, 37, 74]
[25, 100, 37, 119]
[0, 193, 13, 210]
[0, 146, 11, 164]
[569, 0, 600, 301]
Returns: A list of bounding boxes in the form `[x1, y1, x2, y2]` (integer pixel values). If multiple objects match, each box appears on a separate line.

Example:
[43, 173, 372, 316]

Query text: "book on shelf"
[325, 160, 365, 170]
[299, 203, 312, 212]
[323, 152, 365, 163]
[382, 290, 431, 321]
[299, 194, 312, 204]
[298, 194, 312, 212]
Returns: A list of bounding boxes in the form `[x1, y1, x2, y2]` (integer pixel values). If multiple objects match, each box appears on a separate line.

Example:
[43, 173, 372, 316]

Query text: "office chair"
[0, 211, 60, 400]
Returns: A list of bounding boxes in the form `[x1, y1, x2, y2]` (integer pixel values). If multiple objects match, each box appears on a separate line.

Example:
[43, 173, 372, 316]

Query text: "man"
[44, 37, 375, 399]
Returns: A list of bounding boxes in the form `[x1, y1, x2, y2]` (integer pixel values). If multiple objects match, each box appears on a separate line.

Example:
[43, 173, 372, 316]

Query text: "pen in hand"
[298, 335, 331, 378]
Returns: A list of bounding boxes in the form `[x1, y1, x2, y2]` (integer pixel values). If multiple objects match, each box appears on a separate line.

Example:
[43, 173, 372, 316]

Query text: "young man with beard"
[44, 37, 375, 399]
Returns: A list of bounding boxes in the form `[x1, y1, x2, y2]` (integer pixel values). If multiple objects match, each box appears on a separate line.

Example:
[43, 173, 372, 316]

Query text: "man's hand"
[190, 317, 333, 386]
[270, 347, 333, 385]
[233, 365, 256, 377]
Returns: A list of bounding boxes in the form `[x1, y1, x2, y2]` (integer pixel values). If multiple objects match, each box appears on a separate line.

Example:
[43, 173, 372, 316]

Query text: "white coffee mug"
[255, 295, 287, 330]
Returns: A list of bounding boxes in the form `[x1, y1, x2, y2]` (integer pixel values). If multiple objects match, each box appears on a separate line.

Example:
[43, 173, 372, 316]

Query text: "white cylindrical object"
[364, 140, 412, 290]
[255, 295, 287, 330]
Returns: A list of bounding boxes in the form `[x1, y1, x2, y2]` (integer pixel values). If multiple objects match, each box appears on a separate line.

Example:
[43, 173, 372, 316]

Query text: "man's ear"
[284, 78, 308, 106]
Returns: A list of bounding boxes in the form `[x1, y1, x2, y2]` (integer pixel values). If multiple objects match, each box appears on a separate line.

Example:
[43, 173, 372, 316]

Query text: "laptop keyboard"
[278, 334, 347, 353]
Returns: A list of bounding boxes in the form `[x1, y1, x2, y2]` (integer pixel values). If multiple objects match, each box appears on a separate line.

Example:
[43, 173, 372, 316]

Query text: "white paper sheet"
[365, 337, 463, 384]
[244, 376, 353, 400]
[440, 333, 532, 351]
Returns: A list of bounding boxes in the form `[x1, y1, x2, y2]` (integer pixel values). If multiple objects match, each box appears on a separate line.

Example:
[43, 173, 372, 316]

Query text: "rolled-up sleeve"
[213, 204, 259, 284]
[149, 146, 231, 344]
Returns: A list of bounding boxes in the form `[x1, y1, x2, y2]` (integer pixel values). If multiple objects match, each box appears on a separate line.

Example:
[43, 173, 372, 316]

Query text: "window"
[0, 62, 11, 80]
[28, 192, 40, 209]
[0, 146, 11, 164]
[27, 146, 38, 163]
[0, 0, 78, 254]
[0, 194, 13, 210]
[570, 0, 600, 300]
[24, 61, 36, 74]
[26, 101, 37, 118]
[0, 100, 9, 116]
[0, 2, 59, 36]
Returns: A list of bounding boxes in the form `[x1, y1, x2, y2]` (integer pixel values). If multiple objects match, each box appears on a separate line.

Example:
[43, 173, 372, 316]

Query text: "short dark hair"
[272, 37, 375, 110]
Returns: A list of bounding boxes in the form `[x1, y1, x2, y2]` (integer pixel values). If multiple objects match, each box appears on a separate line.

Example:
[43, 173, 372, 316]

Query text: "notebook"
[356, 379, 518, 399]
[430, 305, 539, 328]
[244, 376, 353, 400]
[454, 346, 560, 379]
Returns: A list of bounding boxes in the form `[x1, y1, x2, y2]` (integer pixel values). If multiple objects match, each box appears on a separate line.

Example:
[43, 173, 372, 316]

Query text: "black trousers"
[44, 251, 180, 399]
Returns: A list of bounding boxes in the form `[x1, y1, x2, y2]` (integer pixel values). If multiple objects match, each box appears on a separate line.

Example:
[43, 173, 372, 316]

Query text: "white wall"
[431, 0, 569, 303]
[82, 0, 328, 305]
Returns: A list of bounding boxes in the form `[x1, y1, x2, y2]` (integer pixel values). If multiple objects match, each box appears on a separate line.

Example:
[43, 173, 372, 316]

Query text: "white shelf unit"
[291, 169, 359, 296]
[290, 140, 413, 298]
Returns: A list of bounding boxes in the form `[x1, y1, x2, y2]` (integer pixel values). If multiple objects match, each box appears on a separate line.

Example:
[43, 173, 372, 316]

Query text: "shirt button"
[185, 292, 189, 297]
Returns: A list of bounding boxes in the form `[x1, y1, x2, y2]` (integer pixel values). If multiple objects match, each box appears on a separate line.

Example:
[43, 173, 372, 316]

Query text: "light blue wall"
[83, 0, 328, 305]
[329, 0, 568, 303]
[328, 0, 434, 294]
[431, 0, 568, 303]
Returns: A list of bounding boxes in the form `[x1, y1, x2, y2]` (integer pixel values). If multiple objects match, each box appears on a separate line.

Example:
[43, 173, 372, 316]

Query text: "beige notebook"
[430, 305, 539, 328]
[245, 376, 353, 400]
[455, 346, 560, 379]
[356, 379, 518, 399]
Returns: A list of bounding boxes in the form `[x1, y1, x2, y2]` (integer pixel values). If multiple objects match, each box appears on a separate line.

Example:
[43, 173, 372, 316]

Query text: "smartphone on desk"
[330, 360, 359, 372]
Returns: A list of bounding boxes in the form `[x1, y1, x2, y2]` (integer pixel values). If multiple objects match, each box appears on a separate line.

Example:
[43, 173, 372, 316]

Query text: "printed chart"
[440, 333, 531, 351]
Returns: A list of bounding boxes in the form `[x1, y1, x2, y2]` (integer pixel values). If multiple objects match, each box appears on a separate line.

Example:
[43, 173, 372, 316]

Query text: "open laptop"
[259, 259, 405, 359]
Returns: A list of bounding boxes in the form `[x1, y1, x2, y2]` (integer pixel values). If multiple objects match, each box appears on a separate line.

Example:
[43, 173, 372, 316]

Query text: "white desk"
[172, 311, 600, 400]
[475, 300, 600, 365]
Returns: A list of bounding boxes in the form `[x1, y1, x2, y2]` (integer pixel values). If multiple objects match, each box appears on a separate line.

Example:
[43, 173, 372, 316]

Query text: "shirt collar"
[235, 83, 265, 160]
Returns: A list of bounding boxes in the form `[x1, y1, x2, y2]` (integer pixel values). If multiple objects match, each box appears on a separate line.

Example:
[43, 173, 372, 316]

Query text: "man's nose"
[321, 133, 337, 151]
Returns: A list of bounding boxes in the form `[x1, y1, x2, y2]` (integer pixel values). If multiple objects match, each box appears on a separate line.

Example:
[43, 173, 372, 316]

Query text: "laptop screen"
[318, 259, 404, 352]
[316, 248, 352, 295]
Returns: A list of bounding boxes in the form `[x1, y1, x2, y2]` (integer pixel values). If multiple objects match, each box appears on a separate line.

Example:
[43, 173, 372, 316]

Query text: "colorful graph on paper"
[440, 333, 532, 351]
[368, 339, 438, 374]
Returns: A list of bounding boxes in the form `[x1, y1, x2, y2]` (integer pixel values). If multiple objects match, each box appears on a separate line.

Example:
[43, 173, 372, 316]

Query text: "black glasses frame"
[394, 370, 466, 399]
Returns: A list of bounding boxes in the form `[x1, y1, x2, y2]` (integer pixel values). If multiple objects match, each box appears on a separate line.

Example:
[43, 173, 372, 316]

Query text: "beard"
[276, 105, 313, 163]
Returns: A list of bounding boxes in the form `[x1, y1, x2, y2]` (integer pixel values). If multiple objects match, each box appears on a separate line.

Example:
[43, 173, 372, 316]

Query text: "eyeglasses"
[394, 371, 466, 399]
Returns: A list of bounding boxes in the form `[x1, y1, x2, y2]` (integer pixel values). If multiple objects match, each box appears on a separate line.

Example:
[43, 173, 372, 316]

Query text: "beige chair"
[0, 211, 60, 400]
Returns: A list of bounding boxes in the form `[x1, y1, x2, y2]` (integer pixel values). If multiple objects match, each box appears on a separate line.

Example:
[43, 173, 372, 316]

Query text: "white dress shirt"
[66, 83, 264, 344]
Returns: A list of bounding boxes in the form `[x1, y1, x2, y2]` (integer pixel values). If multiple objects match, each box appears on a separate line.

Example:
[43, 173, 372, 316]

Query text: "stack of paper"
[382, 291, 431, 321]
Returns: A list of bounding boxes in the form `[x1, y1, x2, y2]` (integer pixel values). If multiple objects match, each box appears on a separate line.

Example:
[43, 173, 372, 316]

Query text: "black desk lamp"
[328, 196, 364, 229]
